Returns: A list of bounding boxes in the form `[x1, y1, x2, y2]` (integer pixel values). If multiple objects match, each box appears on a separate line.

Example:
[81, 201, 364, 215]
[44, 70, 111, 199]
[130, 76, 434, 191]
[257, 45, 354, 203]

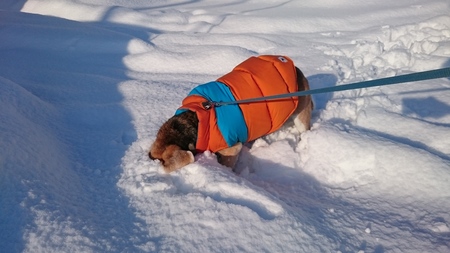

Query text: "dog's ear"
[162, 145, 195, 173]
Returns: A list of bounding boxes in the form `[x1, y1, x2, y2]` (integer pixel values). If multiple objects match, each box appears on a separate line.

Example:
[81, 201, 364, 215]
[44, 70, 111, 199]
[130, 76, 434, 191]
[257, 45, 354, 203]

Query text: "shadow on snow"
[0, 8, 160, 252]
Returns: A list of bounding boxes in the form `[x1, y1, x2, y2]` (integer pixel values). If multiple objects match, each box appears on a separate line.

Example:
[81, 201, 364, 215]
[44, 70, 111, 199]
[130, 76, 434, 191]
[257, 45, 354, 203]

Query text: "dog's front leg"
[216, 142, 243, 169]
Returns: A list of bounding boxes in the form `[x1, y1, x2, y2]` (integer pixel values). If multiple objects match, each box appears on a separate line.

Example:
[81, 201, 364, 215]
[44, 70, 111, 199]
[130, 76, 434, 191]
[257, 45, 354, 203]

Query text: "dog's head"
[149, 111, 198, 172]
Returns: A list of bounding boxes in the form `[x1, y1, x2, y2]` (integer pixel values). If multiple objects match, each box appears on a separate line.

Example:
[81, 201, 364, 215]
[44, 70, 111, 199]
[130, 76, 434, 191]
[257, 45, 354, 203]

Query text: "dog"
[149, 55, 312, 173]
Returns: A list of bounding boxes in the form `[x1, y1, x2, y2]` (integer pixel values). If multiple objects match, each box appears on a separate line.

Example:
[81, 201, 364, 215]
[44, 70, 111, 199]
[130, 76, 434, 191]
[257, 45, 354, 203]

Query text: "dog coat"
[176, 55, 299, 153]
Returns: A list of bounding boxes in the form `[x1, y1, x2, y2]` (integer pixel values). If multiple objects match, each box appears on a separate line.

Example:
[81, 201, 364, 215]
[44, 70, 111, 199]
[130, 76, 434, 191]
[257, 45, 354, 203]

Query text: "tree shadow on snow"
[0, 9, 160, 252]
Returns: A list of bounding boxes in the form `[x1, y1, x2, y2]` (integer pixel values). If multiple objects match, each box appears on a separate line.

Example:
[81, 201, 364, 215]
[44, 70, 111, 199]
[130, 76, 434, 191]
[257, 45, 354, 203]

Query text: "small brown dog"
[149, 55, 312, 172]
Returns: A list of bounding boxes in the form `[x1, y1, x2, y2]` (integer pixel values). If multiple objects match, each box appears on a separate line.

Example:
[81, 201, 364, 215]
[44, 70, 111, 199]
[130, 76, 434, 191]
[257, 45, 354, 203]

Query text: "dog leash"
[205, 67, 450, 108]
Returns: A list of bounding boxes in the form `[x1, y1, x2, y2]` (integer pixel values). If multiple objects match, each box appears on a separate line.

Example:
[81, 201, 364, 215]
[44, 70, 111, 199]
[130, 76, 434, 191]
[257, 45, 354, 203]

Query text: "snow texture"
[1, 0, 450, 252]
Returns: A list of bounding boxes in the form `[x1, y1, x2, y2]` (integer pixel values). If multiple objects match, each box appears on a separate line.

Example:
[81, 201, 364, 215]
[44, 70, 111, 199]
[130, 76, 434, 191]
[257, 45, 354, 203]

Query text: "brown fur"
[149, 67, 313, 173]
[293, 67, 313, 132]
[216, 142, 243, 168]
[149, 111, 198, 172]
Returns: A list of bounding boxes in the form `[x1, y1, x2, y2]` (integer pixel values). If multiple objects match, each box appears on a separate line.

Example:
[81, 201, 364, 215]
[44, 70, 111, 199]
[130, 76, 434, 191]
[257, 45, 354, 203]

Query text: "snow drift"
[1, 0, 449, 252]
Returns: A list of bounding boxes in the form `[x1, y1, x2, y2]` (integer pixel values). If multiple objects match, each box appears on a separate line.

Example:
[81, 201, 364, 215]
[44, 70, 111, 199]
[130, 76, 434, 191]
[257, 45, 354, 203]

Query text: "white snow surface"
[1, 0, 450, 252]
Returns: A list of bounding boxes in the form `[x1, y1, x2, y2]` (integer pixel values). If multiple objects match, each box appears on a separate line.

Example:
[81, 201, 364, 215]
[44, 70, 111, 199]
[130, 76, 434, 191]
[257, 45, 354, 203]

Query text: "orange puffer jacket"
[177, 55, 299, 153]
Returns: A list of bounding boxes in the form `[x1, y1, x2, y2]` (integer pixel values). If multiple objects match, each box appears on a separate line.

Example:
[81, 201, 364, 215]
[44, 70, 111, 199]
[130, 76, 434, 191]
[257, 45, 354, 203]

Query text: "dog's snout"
[149, 152, 165, 165]
[149, 151, 160, 162]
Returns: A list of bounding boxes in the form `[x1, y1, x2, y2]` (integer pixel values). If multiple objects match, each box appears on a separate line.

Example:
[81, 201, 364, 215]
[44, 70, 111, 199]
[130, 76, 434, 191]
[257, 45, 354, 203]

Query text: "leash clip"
[202, 101, 213, 110]
[202, 101, 222, 110]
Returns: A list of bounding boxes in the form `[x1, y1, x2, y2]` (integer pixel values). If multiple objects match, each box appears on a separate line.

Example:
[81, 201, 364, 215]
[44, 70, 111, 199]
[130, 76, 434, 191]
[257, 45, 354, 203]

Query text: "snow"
[1, 0, 450, 252]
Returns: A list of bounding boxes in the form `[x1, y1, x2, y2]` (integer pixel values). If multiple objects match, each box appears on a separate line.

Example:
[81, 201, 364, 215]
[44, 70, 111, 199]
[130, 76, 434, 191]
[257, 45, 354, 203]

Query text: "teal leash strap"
[212, 67, 450, 107]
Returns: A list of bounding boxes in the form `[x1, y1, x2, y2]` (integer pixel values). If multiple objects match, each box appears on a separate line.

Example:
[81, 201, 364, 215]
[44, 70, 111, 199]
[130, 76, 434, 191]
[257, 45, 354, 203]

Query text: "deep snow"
[1, 0, 450, 252]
